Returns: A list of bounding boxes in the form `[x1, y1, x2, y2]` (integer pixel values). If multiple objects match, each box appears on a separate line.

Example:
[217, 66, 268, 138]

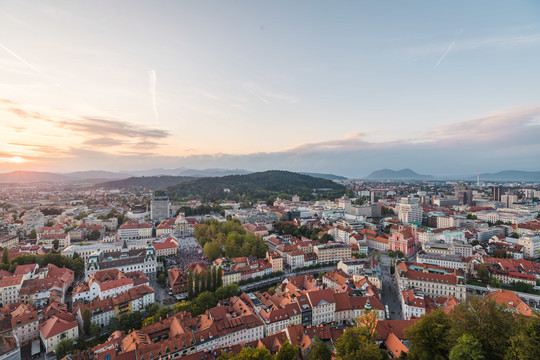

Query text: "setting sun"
[8, 156, 26, 163]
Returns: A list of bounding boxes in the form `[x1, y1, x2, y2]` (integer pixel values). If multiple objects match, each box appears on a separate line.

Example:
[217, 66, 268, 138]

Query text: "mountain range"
[0, 169, 249, 184]
[0, 168, 347, 184]
[366, 169, 434, 180]
[365, 169, 540, 182]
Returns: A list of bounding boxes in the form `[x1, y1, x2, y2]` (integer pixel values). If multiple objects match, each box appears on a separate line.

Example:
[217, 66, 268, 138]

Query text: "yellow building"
[223, 270, 241, 286]
[313, 243, 352, 262]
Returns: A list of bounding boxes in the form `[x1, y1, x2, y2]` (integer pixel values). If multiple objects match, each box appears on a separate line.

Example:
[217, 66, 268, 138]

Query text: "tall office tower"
[492, 185, 502, 202]
[396, 197, 423, 224]
[151, 191, 170, 222]
[501, 193, 518, 208]
[454, 182, 472, 206]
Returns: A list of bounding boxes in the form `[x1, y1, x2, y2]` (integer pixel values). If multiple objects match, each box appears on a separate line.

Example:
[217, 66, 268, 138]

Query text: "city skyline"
[1, 1, 540, 177]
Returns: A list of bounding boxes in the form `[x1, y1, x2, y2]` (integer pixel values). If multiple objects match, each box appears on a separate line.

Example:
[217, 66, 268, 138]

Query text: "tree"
[275, 340, 299, 360]
[211, 266, 218, 292]
[187, 271, 194, 299]
[320, 233, 333, 243]
[72, 257, 85, 277]
[147, 302, 160, 317]
[449, 298, 516, 360]
[204, 242, 222, 260]
[82, 308, 92, 335]
[90, 322, 101, 338]
[308, 338, 332, 360]
[216, 266, 223, 288]
[449, 334, 485, 360]
[53, 239, 60, 251]
[194, 272, 201, 297]
[335, 326, 388, 360]
[157, 272, 166, 286]
[195, 291, 217, 311]
[28, 229, 37, 239]
[88, 229, 101, 241]
[377, 250, 382, 263]
[488, 276, 501, 288]
[405, 309, 452, 360]
[505, 315, 540, 360]
[512, 281, 534, 293]
[206, 269, 212, 292]
[55, 338, 73, 358]
[476, 264, 489, 283]
[219, 346, 273, 360]
[2, 248, 8, 265]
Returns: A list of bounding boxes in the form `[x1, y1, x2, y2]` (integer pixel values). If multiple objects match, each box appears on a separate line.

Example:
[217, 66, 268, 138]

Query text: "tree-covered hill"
[166, 170, 346, 202]
[97, 176, 196, 190]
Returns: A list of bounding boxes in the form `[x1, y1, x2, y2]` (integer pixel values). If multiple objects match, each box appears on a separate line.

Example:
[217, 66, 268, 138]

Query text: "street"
[379, 252, 402, 320]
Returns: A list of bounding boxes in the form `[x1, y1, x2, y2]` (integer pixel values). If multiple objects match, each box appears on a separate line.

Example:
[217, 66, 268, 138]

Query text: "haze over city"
[1, 1, 540, 177]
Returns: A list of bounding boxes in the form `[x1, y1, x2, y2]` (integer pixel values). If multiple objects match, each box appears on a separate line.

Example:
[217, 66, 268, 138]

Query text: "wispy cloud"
[435, 40, 455, 67]
[0, 99, 170, 156]
[243, 82, 298, 104]
[404, 32, 540, 60]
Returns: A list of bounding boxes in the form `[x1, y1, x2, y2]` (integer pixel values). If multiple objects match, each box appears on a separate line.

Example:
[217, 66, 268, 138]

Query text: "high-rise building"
[151, 192, 170, 222]
[454, 183, 472, 206]
[396, 197, 423, 224]
[501, 194, 518, 208]
[492, 185, 502, 202]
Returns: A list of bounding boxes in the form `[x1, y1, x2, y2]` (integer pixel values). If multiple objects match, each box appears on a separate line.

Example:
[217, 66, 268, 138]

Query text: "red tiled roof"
[40, 314, 77, 339]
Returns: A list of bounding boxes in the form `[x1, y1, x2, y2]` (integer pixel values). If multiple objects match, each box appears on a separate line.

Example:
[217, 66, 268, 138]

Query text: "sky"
[1, 0, 540, 178]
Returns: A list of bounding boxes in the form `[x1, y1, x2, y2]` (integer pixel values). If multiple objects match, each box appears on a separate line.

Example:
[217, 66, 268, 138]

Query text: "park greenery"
[176, 204, 226, 217]
[1, 249, 85, 276]
[217, 339, 300, 360]
[166, 170, 346, 202]
[196, 219, 268, 260]
[404, 297, 539, 360]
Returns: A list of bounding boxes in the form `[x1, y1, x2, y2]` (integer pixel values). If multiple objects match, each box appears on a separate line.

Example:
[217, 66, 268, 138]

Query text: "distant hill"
[476, 170, 540, 182]
[0, 171, 72, 183]
[166, 170, 346, 202]
[129, 167, 251, 177]
[366, 168, 434, 180]
[98, 176, 196, 190]
[64, 170, 129, 180]
[299, 172, 348, 181]
[0, 170, 130, 184]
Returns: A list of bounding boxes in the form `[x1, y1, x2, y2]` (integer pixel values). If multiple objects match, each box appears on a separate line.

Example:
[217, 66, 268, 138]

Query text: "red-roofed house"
[40, 313, 79, 353]
[153, 236, 178, 258]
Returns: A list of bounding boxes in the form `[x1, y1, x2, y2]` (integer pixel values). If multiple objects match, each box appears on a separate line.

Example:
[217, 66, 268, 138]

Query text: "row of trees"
[1, 249, 85, 277]
[144, 283, 241, 326]
[187, 266, 223, 299]
[404, 297, 539, 360]
[273, 221, 334, 244]
[176, 204, 226, 217]
[196, 219, 268, 260]
[217, 340, 301, 360]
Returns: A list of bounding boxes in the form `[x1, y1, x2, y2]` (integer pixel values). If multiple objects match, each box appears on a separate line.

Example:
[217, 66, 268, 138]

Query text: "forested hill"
[166, 170, 346, 202]
[97, 176, 196, 190]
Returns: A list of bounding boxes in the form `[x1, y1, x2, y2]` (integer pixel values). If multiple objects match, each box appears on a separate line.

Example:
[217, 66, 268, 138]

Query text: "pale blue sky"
[0, 1, 539, 177]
